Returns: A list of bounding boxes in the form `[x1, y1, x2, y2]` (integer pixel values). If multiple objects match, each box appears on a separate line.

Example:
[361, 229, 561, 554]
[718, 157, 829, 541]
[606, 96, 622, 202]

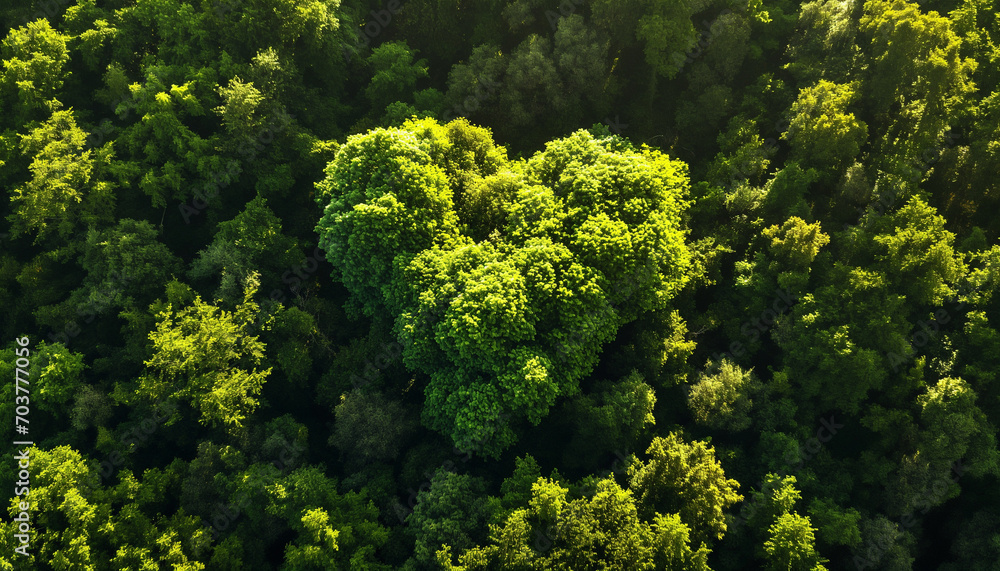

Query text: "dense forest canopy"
[1, 0, 999, 569]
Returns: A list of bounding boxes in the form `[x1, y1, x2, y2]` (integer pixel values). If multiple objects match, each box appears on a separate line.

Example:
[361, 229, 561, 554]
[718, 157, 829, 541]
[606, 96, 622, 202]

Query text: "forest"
[1, 0, 999, 569]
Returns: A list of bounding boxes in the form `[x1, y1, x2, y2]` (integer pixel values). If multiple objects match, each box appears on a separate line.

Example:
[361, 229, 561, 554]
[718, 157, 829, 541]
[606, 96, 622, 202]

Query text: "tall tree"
[627, 433, 743, 543]
[7, 110, 116, 245]
[119, 278, 272, 432]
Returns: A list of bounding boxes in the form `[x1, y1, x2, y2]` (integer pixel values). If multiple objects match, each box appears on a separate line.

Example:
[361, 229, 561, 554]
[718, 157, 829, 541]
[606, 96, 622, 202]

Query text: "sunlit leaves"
[317, 121, 692, 457]
[7, 110, 115, 244]
[871, 196, 966, 307]
[438, 475, 711, 570]
[782, 80, 868, 173]
[627, 433, 743, 543]
[365, 41, 429, 113]
[133, 281, 271, 431]
[314, 125, 461, 318]
[859, 0, 976, 174]
[688, 358, 758, 432]
[189, 195, 301, 305]
[763, 513, 828, 571]
[0, 19, 70, 122]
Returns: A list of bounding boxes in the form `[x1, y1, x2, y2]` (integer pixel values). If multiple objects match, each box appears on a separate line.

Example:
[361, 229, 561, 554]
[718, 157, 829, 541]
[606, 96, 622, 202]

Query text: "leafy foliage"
[3, 0, 1000, 568]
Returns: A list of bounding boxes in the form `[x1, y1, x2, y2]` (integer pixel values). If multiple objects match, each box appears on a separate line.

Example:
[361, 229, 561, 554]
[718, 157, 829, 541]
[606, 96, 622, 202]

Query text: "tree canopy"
[3, 0, 1000, 568]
